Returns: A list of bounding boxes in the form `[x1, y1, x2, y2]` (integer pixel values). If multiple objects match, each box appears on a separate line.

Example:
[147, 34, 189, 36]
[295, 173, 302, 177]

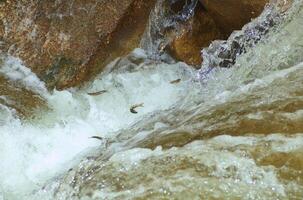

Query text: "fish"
[89, 136, 110, 148]
[130, 103, 144, 114]
[90, 136, 104, 140]
[170, 78, 181, 84]
[87, 90, 108, 96]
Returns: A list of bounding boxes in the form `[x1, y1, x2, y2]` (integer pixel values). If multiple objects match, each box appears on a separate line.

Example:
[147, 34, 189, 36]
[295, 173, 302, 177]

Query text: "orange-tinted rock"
[0, 0, 156, 89]
[167, 0, 268, 67]
[168, 4, 222, 66]
[200, 0, 269, 36]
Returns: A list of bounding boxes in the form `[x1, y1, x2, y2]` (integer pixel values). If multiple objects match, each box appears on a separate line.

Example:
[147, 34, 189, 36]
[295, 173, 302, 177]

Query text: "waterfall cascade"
[0, 0, 303, 199]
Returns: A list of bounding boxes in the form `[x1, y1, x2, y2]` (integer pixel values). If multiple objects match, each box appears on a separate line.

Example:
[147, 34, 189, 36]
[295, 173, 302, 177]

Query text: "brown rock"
[168, 4, 222, 66]
[0, 0, 156, 89]
[167, 0, 268, 67]
[200, 0, 269, 36]
[0, 75, 46, 118]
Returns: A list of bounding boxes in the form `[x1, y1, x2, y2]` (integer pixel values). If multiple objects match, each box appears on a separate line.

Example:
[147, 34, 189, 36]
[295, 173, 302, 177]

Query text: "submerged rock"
[0, 56, 47, 118]
[52, 134, 303, 200]
[0, 0, 156, 89]
[0, 76, 45, 118]
[35, 1, 303, 198]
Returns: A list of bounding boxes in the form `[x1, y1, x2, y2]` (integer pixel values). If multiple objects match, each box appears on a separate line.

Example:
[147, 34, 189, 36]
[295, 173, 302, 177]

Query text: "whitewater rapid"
[0, 49, 199, 199]
[0, 0, 303, 199]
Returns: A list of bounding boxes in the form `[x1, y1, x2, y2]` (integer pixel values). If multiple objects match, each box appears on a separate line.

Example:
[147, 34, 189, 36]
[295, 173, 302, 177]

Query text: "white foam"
[0, 57, 196, 199]
[89, 133, 303, 199]
[0, 56, 48, 96]
[1, 20, 303, 198]
[110, 146, 163, 170]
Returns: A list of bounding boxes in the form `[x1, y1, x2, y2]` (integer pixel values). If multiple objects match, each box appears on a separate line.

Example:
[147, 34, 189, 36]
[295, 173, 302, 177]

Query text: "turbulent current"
[1, 1, 303, 200]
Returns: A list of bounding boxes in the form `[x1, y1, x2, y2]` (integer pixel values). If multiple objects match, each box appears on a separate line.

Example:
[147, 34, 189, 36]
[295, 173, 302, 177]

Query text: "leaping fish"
[130, 103, 144, 114]
[170, 78, 181, 84]
[89, 136, 109, 148]
[87, 90, 108, 96]
[90, 136, 104, 140]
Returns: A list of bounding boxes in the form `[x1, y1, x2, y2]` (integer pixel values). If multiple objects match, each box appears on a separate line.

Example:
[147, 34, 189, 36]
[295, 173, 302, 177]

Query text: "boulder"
[167, 0, 268, 66]
[199, 0, 269, 36]
[168, 4, 222, 66]
[0, 0, 156, 89]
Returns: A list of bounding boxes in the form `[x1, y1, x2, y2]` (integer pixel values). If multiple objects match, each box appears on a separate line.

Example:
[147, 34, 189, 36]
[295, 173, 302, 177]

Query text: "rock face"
[169, 0, 268, 67]
[167, 3, 222, 67]
[0, 0, 156, 89]
[199, 0, 269, 36]
[0, 0, 274, 89]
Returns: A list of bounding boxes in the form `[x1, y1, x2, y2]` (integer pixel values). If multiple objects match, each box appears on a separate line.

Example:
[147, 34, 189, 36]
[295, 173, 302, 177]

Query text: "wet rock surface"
[0, 75, 45, 118]
[52, 134, 303, 200]
[40, 1, 303, 199]
[143, 0, 268, 67]
[0, 0, 303, 199]
[140, 0, 200, 60]
[0, 0, 274, 88]
[198, 0, 294, 78]
[167, 3, 222, 66]
[0, 0, 156, 89]
[199, 0, 269, 36]
[0, 55, 47, 118]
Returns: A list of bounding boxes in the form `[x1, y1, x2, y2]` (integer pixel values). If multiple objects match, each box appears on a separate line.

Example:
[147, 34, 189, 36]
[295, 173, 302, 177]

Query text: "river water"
[0, 1, 303, 200]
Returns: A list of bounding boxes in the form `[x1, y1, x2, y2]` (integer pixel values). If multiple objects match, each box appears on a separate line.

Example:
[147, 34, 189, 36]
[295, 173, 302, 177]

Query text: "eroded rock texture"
[0, 0, 156, 89]
[0, 0, 276, 90]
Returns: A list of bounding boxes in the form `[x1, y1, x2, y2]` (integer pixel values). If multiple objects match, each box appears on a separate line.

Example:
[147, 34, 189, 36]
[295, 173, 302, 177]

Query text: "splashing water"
[1, 1, 303, 200]
[0, 49, 198, 199]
